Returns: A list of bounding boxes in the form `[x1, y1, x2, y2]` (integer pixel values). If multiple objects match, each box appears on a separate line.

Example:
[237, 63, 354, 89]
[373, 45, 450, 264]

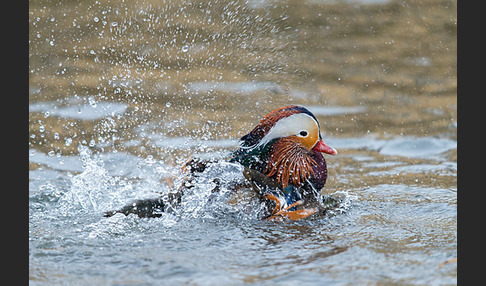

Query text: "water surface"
[29, 0, 457, 284]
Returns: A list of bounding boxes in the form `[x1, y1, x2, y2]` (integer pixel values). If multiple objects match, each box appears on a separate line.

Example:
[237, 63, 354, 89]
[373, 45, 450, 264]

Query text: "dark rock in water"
[104, 197, 166, 218]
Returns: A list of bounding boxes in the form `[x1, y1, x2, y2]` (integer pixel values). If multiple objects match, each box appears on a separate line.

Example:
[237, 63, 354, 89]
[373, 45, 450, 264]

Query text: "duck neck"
[229, 139, 277, 173]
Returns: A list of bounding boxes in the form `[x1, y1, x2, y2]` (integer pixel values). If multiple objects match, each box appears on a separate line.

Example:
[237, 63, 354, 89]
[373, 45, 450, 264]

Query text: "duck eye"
[299, 130, 308, 137]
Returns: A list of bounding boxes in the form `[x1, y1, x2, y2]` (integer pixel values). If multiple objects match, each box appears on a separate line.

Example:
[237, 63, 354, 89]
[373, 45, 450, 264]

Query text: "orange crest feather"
[264, 138, 317, 189]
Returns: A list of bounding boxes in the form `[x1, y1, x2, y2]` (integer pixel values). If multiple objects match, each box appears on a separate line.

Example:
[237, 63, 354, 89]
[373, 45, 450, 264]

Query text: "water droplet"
[181, 45, 189, 52]
[144, 155, 156, 165]
[94, 17, 99, 22]
[88, 97, 97, 107]
[165, 102, 172, 108]
[39, 125, 45, 132]
[48, 150, 55, 157]
[65, 138, 73, 146]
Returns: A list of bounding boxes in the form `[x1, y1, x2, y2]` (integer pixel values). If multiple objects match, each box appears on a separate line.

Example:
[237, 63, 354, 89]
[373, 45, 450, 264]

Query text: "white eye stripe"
[259, 113, 318, 145]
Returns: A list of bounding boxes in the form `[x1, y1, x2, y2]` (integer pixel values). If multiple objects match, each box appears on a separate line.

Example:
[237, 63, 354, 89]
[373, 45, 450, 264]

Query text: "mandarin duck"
[229, 105, 337, 220]
[105, 105, 337, 221]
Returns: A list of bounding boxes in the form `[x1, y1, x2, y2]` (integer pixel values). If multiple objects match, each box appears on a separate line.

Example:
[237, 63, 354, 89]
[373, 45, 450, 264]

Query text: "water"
[29, 146, 456, 284]
[29, 0, 456, 284]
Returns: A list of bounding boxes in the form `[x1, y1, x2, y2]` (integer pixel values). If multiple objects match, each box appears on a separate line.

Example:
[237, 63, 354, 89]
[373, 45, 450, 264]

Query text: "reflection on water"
[378, 137, 456, 158]
[326, 135, 457, 158]
[29, 0, 456, 284]
[29, 101, 128, 121]
[187, 81, 282, 94]
[307, 105, 367, 116]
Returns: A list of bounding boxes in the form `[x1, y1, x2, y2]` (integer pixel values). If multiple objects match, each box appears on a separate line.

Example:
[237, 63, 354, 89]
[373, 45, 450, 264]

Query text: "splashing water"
[57, 147, 137, 217]
[56, 149, 263, 222]
[58, 145, 352, 226]
[29, 0, 456, 284]
[174, 161, 270, 220]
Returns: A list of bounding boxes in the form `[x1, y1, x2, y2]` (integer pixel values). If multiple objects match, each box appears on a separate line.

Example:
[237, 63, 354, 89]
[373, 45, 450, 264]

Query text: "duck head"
[230, 105, 336, 191]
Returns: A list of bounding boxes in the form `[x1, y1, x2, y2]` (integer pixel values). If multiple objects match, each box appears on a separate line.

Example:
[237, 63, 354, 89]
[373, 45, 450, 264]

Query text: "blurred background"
[29, 0, 456, 284]
[29, 0, 456, 160]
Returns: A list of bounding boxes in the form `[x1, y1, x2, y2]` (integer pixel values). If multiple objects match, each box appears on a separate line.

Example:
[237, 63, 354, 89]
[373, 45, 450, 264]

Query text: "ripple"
[29, 101, 128, 121]
[186, 81, 281, 94]
[150, 135, 238, 150]
[379, 137, 456, 158]
[326, 135, 456, 158]
[308, 105, 367, 116]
